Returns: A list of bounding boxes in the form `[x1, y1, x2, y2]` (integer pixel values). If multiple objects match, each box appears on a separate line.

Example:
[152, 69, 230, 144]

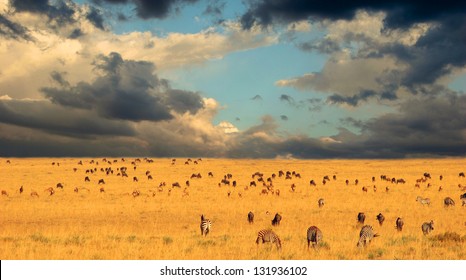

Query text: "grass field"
[0, 158, 465, 260]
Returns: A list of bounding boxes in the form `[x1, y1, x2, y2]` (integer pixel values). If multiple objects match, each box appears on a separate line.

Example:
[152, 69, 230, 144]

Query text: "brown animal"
[30, 191, 39, 197]
[99, 187, 105, 193]
[1, 190, 9, 196]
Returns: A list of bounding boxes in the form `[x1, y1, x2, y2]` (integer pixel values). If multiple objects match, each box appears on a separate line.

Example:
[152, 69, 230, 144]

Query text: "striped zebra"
[306, 226, 323, 249]
[421, 220, 434, 235]
[200, 215, 212, 236]
[444, 197, 455, 207]
[395, 217, 404, 231]
[376, 213, 385, 226]
[256, 229, 281, 250]
[357, 225, 379, 247]
[416, 196, 431, 206]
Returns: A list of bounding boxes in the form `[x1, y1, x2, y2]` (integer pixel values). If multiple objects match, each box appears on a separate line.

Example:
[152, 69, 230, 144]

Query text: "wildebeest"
[459, 172, 465, 178]
[99, 187, 105, 193]
[30, 191, 39, 197]
[318, 198, 325, 208]
[357, 212, 366, 224]
[307, 226, 323, 249]
[272, 213, 282, 226]
[444, 197, 455, 207]
[98, 179, 105, 185]
[56, 183, 64, 189]
[248, 211, 254, 224]
[376, 213, 385, 226]
[1, 190, 8, 196]
[85, 176, 90, 182]
[395, 217, 404, 231]
[19, 185, 23, 194]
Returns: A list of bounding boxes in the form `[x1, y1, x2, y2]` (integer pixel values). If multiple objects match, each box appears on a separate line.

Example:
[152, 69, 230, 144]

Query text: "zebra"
[256, 229, 282, 250]
[200, 215, 212, 236]
[416, 196, 431, 206]
[376, 213, 385, 226]
[306, 226, 323, 249]
[248, 211, 254, 224]
[395, 217, 404, 231]
[272, 213, 282, 226]
[444, 197, 455, 207]
[357, 225, 379, 247]
[357, 212, 366, 225]
[421, 220, 434, 235]
[318, 198, 325, 208]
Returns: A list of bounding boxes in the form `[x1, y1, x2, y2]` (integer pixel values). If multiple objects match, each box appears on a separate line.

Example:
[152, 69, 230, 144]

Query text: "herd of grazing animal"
[1, 158, 465, 255]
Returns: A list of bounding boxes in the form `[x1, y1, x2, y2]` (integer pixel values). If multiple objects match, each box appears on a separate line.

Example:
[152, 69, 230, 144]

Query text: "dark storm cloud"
[68, 28, 84, 39]
[94, 0, 200, 19]
[41, 52, 204, 122]
[86, 6, 106, 30]
[50, 71, 70, 87]
[327, 90, 377, 106]
[10, 0, 76, 26]
[240, 0, 466, 29]
[298, 39, 340, 54]
[0, 99, 136, 138]
[203, 0, 225, 17]
[0, 14, 34, 41]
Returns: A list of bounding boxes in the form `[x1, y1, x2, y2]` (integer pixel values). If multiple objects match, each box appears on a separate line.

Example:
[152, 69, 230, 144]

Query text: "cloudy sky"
[0, 0, 465, 158]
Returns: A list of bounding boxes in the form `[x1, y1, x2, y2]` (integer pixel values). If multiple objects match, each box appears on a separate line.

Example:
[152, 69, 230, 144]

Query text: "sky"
[0, 0, 465, 158]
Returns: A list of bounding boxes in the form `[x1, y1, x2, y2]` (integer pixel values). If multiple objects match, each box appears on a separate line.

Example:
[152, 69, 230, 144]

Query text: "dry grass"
[0, 158, 465, 260]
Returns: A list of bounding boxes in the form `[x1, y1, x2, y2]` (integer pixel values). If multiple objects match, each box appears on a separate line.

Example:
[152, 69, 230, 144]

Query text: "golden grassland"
[0, 157, 465, 260]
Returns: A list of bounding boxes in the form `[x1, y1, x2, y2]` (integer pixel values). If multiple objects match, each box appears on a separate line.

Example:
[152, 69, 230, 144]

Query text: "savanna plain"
[0, 157, 465, 260]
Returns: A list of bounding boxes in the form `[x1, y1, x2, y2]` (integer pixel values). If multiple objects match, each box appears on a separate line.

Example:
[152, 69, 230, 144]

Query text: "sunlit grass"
[0, 158, 465, 259]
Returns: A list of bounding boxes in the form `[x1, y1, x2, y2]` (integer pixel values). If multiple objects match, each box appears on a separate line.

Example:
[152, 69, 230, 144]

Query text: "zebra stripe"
[200, 215, 212, 236]
[357, 225, 379, 247]
[256, 229, 282, 250]
[307, 226, 323, 249]
[421, 220, 434, 235]
[416, 196, 431, 206]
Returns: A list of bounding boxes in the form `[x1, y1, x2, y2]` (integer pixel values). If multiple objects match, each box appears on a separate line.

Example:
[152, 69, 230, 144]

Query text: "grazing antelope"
[98, 179, 105, 185]
[99, 187, 105, 193]
[56, 183, 64, 189]
[1, 190, 9, 197]
[30, 191, 39, 198]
